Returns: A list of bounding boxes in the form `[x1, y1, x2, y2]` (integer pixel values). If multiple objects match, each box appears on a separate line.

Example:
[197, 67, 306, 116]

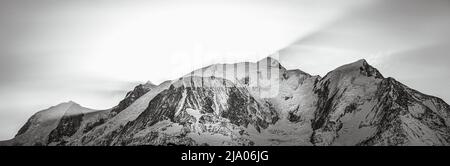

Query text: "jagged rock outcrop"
[111, 81, 156, 115]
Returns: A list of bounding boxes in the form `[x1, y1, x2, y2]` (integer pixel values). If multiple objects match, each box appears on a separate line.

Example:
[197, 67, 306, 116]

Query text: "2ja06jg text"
[181, 150, 269, 163]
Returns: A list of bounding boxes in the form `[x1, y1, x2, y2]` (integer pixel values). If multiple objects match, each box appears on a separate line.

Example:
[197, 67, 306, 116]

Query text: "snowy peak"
[257, 56, 280, 65]
[257, 56, 285, 71]
[66, 100, 77, 105]
[286, 69, 311, 78]
[8, 100, 98, 145]
[332, 59, 383, 78]
[14, 102, 73, 137]
[320, 59, 384, 85]
[54, 100, 78, 108]
[171, 76, 233, 89]
[337, 59, 368, 69]
[143, 81, 157, 88]
[64, 101, 97, 116]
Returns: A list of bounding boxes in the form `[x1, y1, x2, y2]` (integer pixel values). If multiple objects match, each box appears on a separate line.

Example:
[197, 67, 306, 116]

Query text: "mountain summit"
[1, 58, 449, 146]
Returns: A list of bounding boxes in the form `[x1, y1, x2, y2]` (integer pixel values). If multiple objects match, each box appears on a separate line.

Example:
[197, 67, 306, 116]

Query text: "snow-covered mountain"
[1, 57, 449, 146]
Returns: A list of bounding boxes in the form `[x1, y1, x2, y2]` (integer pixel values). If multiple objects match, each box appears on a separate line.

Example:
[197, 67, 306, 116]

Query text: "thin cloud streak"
[279, 0, 450, 103]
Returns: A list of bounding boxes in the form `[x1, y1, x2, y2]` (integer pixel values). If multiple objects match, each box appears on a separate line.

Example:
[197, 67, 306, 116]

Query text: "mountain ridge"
[1, 57, 449, 146]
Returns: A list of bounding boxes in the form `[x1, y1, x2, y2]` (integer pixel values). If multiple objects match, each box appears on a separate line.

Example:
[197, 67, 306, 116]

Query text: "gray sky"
[279, 0, 450, 103]
[0, 0, 449, 140]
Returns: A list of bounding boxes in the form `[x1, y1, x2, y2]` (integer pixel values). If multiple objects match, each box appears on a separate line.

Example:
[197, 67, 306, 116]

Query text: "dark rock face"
[357, 78, 450, 145]
[111, 82, 155, 115]
[110, 77, 279, 145]
[288, 111, 302, 123]
[15, 115, 35, 136]
[109, 84, 186, 145]
[229, 88, 279, 132]
[132, 85, 185, 128]
[311, 80, 336, 130]
[83, 118, 106, 133]
[359, 60, 384, 79]
[48, 113, 84, 145]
